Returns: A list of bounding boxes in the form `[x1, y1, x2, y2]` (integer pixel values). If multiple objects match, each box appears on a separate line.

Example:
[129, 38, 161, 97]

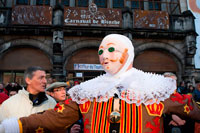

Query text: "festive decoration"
[146, 117, 160, 133]
[170, 92, 194, 111]
[35, 127, 44, 133]
[54, 103, 65, 113]
[64, 98, 72, 104]
[146, 103, 164, 117]
[184, 104, 190, 114]
[79, 101, 91, 113]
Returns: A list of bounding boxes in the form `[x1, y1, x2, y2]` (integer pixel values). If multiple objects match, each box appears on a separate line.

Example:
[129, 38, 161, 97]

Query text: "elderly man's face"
[98, 42, 128, 75]
[26, 70, 47, 95]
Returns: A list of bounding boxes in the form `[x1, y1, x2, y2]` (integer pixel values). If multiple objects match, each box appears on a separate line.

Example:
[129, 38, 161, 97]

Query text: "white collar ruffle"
[68, 68, 176, 106]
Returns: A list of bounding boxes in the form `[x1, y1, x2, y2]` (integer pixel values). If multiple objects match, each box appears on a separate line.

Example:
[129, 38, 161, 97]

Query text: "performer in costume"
[1, 34, 200, 133]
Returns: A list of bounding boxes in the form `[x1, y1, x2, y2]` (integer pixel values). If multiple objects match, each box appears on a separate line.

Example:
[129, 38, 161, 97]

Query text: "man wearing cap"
[46, 82, 68, 102]
[46, 82, 83, 133]
[1, 34, 200, 133]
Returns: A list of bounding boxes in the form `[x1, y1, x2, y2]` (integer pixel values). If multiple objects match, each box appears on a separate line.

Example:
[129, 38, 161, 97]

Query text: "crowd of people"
[0, 67, 82, 133]
[0, 34, 200, 132]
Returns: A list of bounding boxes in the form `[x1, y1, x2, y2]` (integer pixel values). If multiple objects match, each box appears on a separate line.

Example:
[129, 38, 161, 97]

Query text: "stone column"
[52, 4, 65, 81]
[122, 7, 132, 29]
[180, 11, 198, 84]
[184, 34, 197, 85]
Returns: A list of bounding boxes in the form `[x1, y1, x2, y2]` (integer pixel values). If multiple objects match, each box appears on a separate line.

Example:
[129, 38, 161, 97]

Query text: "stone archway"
[134, 42, 184, 81]
[0, 39, 53, 84]
[63, 39, 101, 70]
[0, 47, 52, 70]
[0, 39, 53, 60]
[134, 50, 178, 73]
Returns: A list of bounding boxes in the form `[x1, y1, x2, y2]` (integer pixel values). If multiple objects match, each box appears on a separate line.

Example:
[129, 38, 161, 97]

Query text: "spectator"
[5, 82, 22, 97]
[8, 89, 17, 97]
[193, 82, 200, 133]
[188, 84, 195, 94]
[46, 82, 68, 102]
[193, 83, 200, 103]
[74, 80, 80, 86]
[163, 72, 185, 133]
[0, 66, 56, 122]
[66, 80, 74, 91]
[177, 81, 188, 94]
[0, 83, 4, 93]
[0, 83, 8, 95]
[0, 93, 9, 105]
[46, 82, 82, 133]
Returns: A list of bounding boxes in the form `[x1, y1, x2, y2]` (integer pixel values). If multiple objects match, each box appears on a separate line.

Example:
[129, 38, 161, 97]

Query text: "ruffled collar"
[68, 68, 176, 106]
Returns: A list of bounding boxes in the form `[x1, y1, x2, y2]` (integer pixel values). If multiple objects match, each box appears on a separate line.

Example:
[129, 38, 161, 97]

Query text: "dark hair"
[24, 66, 45, 81]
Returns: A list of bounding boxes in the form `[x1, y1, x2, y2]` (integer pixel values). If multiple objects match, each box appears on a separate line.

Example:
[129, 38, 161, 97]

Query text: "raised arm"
[1, 98, 80, 132]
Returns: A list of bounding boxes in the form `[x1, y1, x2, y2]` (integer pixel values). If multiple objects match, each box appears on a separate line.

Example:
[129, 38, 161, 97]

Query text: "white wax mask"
[98, 34, 134, 77]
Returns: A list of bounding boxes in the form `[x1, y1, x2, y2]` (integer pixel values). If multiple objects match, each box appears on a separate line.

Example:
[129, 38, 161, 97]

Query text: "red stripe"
[126, 103, 130, 133]
[91, 100, 97, 133]
[120, 100, 125, 133]
[132, 104, 136, 133]
[100, 102, 107, 133]
[105, 98, 113, 133]
[138, 105, 142, 133]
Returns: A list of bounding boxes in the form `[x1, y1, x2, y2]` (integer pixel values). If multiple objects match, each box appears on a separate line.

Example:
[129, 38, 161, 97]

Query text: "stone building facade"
[0, 0, 199, 85]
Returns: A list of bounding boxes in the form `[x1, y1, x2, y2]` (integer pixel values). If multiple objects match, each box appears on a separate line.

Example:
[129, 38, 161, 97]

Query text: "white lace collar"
[68, 68, 176, 106]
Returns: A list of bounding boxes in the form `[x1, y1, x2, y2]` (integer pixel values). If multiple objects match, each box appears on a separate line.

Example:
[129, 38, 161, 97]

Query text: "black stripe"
[136, 106, 138, 133]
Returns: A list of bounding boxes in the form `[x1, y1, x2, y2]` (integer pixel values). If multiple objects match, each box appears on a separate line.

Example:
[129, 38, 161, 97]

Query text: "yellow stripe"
[18, 120, 23, 133]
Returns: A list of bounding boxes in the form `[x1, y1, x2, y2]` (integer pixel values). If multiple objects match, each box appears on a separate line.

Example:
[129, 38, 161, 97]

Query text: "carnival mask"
[98, 34, 134, 77]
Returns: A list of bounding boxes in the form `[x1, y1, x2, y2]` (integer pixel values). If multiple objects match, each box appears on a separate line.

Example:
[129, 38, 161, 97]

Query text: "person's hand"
[70, 124, 81, 133]
[169, 114, 186, 126]
[0, 124, 5, 133]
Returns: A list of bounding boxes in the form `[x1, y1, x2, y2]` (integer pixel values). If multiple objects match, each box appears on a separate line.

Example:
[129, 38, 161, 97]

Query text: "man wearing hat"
[1, 34, 200, 133]
[46, 82, 68, 102]
[46, 82, 83, 133]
